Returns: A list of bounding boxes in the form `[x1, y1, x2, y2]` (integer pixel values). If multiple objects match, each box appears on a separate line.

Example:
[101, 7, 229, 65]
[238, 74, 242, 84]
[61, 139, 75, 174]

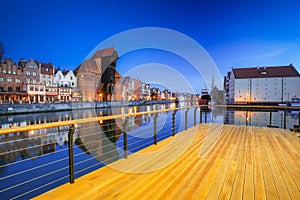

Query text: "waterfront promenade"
[34, 123, 300, 200]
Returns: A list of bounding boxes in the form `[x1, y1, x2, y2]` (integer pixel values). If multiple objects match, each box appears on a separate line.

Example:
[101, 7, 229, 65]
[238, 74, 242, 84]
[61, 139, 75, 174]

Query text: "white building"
[54, 69, 77, 88]
[225, 65, 300, 104]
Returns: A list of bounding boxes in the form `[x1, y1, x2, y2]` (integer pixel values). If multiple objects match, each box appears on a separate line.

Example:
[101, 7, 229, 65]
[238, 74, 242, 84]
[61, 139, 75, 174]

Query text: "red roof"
[91, 47, 117, 59]
[233, 66, 299, 79]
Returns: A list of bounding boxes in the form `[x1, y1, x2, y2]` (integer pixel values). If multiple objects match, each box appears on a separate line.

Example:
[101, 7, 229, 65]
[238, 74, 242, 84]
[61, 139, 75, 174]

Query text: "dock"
[33, 123, 300, 199]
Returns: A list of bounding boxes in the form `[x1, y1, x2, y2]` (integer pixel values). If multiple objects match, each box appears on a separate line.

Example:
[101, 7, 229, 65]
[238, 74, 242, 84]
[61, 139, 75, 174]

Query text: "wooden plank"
[262, 128, 291, 200]
[243, 126, 255, 200]
[267, 129, 300, 199]
[32, 124, 300, 200]
[230, 126, 248, 200]
[205, 126, 242, 200]
[193, 126, 240, 199]
[253, 127, 266, 200]
[163, 124, 232, 200]
[218, 126, 247, 200]
[256, 127, 279, 199]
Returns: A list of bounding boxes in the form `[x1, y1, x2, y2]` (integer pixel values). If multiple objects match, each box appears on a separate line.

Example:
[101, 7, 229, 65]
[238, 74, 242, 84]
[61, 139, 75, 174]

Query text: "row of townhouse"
[0, 58, 79, 104]
[0, 47, 178, 104]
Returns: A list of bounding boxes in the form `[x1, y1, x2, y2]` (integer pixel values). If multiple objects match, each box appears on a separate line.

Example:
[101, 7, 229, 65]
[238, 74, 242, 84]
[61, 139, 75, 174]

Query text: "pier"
[0, 105, 299, 199]
[33, 123, 300, 199]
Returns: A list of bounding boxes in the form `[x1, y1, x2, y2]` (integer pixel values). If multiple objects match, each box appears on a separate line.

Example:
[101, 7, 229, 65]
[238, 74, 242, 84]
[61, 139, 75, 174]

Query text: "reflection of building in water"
[0, 125, 79, 167]
[76, 120, 121, 164]
[225, 109, 298, 129]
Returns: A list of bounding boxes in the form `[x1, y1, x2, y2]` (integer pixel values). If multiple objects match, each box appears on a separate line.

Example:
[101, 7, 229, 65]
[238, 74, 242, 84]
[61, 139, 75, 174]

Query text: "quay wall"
[0, 100, 174, 115]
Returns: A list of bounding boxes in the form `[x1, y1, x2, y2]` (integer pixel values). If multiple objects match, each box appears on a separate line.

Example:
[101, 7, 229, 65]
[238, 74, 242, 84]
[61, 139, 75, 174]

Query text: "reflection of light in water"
[29, 130, 35, 136]
[134, 106, 137, 113]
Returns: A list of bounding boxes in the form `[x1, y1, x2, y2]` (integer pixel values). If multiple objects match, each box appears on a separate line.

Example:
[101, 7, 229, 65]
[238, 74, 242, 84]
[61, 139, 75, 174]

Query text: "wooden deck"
[33, 124, 300, 200]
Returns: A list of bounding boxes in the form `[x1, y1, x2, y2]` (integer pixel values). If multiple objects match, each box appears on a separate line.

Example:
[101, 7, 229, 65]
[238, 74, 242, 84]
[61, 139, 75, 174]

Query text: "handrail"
[0, 105, 202, 135]
[214, 104, 300, 110]
[1, 104, 299, 135]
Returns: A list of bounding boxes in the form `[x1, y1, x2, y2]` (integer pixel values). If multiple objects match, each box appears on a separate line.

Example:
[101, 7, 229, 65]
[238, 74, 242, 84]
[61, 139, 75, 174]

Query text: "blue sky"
[1, 0, 300, 93]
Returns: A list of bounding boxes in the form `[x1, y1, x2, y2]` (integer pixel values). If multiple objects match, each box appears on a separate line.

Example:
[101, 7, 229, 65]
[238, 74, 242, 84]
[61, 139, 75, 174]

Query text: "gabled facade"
[0, 58, 24, 103]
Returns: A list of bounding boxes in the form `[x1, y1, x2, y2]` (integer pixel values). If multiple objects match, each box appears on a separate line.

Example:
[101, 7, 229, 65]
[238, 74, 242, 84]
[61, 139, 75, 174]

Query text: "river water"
[0, 103, 299, 199]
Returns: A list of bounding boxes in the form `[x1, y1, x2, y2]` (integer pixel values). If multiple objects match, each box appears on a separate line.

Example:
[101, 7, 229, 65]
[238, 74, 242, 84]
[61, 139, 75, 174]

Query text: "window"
[16, 87, 20, 92]
[32, 79, 36, 83]
[7, 77, 13, 82]
[26, 71, 30, 75]
[7, 86, 12, 92]
[40, 87, 44, 91]
[3, 69, 6, 74]
[0, 86, 3, 92]
[13, 71, 16, 75]
[8, 70, 11, 74]
[0, 77, 3, 82]
[16, 78, 20, 83]
[33, 72, 37, 76]
[30, 64, 34, 69]
[45, 67, 49, 72]
[70, 76, 73, 80]
[30, 86, 34, 91]
[7, 65, 11, 69]
[35, 87, 38, 91]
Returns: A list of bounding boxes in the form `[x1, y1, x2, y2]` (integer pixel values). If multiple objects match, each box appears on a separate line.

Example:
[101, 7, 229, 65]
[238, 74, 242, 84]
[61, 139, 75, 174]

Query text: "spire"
[211, 68, 215, 90]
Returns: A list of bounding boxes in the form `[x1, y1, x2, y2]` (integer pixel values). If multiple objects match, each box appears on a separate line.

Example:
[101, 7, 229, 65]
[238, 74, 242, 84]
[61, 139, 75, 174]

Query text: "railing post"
[298, 112, 300, 127]
[123, 118, 128, 158]
[284, 108, 287, 129]
[194, 108, 197, 126]
[200, 107, 203, 123]
[269, 110, 272, 127]
[246, 109, 249, 126]
[154, 113, 158, 145]
[204, 107, 207, 123]
[172, 110, 177, 136]
[185, 108, 189, 130]
[68, 124, 75, 184]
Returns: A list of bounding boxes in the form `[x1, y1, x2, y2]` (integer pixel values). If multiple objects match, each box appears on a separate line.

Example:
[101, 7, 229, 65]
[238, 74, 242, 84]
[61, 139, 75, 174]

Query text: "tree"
[0, 42, 4, 61]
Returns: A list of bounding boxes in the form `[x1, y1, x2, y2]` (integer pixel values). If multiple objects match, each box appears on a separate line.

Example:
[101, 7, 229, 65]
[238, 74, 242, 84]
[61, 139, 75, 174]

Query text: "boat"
[198, 89, 211, 105]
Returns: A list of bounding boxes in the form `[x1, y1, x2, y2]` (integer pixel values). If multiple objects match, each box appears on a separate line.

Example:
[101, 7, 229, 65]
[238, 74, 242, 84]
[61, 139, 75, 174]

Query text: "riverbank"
[0, 100, 174, 115]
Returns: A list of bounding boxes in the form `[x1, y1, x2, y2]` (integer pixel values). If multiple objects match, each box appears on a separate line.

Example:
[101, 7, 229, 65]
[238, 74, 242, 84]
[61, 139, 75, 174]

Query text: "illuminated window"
[26, 71, 30, 75]
[7, 77, 12, 82]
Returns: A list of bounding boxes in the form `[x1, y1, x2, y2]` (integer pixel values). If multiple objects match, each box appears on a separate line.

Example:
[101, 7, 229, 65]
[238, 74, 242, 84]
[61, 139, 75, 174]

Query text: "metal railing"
[0, 105, 208, 199]
[0, 104, 299, 199]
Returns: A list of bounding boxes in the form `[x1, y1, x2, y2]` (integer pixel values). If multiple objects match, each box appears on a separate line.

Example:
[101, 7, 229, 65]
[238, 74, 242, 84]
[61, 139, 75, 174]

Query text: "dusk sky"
[1, 0, 300, 93]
